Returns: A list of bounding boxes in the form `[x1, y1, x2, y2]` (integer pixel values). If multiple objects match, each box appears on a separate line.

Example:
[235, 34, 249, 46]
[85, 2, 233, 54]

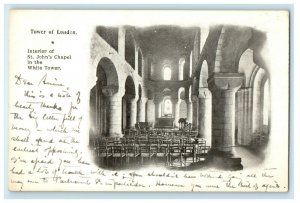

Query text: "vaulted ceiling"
[133, 25, 199, 63]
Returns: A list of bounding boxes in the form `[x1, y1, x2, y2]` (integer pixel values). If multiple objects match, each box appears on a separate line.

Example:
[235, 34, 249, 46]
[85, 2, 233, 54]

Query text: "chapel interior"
[89, 25, 270, 170]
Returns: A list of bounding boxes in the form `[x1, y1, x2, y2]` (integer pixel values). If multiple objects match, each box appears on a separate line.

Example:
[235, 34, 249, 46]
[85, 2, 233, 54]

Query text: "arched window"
[163, 99, 172, 116]
[163, 66, 172, 80]
[199, 60, 209, 88]
[178, 58, 185, 80]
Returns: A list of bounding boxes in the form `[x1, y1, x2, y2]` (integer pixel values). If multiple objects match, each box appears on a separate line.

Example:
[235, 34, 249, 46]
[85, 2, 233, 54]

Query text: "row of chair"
[92, 139, 210, 167]
[123, 128, 199, 138]
[91, 136, 206, 148]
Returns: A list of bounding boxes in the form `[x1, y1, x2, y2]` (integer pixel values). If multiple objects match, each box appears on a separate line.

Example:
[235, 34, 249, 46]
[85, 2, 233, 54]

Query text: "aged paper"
[8, 10, 289, 192]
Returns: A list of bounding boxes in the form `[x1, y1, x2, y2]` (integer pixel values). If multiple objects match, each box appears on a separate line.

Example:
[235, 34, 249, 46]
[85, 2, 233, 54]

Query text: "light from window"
[263, 80, 269, 125]
[163, 66, 171, 80]
[164, 99, 172, 115]
[178, 58, 185, 80]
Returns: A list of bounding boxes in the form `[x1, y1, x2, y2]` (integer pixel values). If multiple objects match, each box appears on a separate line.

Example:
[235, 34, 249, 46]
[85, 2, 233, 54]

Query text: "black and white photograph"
[7, 9, 289, 192]
[89, 24, 270, 171]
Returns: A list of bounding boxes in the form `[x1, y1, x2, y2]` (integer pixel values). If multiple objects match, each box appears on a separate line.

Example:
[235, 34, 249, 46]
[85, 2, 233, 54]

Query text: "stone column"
[236, 88, 253, 146]
[146, 99, 155, 125]
[236, 89, 243, 145]
[247, 87, 253, 139]
[128, 97, 138, 128]
[191, 95, 199, 130]
[186, 100, 193, 123]
[208, 73, 244, 155]
[137, 97, 148, 122]
[154, 98, 162, 127]
[171, 98, 180, 127]
[122, 98, 127, 131]
[244, 88, 252, 145]
[154, 98, 162, 119]
[198, 88, 212, 147]
[102, 86, 123, 138]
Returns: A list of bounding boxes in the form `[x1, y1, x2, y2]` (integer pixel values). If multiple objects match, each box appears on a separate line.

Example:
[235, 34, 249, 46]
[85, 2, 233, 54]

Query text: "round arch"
[162, 96, 172, 117]
[90, 57, 120, 139]
[122, 75, 137, 130]
[96, 57, 119, 89]
[238, 49, 257, 87]
[199, 60, 209, 88]
[163, 64, 172, 80]
[124, 76, 136, 98]
[162, 88, 172, 96]
[178, 87, 187, 119]
[178, 87, 185, 100]
[252, 67, 266, 133]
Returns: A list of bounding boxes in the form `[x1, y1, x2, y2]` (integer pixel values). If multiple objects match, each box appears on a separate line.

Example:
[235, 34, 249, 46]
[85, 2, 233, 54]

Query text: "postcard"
[8, 10, 289, 192]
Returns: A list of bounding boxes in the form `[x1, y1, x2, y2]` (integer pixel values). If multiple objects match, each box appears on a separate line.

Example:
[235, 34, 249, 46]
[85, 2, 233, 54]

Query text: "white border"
[1, 0, 299, 202]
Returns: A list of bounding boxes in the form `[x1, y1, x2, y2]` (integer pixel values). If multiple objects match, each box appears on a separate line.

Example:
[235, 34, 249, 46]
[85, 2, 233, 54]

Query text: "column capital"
[102, 85, 118, 97]
[139, 97, 148, 103]
[198, 87, 211, 99]
[208, 73, 244, 92]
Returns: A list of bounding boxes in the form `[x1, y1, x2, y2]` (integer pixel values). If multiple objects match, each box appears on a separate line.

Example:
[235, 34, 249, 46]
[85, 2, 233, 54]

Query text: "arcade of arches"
[90, 25, 270, 167]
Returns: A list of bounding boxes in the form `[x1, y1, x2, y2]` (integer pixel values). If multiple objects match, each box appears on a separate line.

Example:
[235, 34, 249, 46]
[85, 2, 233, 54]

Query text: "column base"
[208, 150, 243, 171]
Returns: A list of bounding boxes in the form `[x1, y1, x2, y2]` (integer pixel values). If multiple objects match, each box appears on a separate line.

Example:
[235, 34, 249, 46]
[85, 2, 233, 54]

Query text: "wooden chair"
[149, 137, 160, 145]
[110, 145, 126, 166]
[155, 143, 169, 165]
[94, 145, 112, 158]
[170, 138, 181, 145]
[124, 137, 135, 145]
[124, 144, 140, 165]
[196, 139, 206, 147]
[139, 144, 156, 165]
[195, 146, 210, 162]
[181, 144, 196, 165]
[160, 139, 171, 145]
[139, 129, 149, 137]
[136, 137, 148, 146]
[94, 144, 112, 166]
[168, 144, 183, 167]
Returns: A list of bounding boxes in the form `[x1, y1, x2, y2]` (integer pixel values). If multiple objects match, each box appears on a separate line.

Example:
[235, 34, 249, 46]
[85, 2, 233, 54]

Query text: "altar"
[155, 117, 175, 129]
